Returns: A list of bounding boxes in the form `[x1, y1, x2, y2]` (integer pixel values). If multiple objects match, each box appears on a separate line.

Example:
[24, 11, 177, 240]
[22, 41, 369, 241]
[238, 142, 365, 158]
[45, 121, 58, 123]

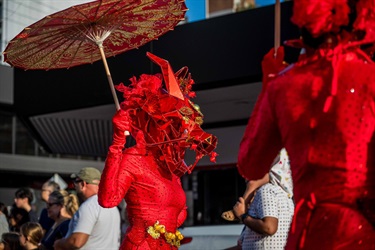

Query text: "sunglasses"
[46, 202, 60, 208]
[73, 179, 84, 187]
[74, 179, 83, 184]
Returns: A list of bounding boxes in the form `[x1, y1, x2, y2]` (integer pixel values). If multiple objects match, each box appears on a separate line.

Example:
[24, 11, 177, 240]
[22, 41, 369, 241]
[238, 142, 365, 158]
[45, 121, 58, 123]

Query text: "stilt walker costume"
[238, 0, 375, 249]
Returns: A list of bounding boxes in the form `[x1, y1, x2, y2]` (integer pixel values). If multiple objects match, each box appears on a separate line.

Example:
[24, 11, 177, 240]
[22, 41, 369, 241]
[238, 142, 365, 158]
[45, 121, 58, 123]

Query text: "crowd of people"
[0, 167, 122, 250]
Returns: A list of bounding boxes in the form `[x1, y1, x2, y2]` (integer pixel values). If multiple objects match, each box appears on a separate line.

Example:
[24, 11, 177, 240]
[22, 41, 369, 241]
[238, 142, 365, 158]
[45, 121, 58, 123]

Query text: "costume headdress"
[288, 0, 375, 113]
[291, 0, 351, 38]
[291, 0, 375, 45]
[269, 148, 293, 198]
[353, 0, 375, 44]
[115, 52, 218, 177]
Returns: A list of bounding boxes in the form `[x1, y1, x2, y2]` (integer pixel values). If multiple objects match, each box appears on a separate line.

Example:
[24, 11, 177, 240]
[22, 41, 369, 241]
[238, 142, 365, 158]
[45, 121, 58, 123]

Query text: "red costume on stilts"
[238, 0, 375, 249]
[98, 53, 217, 249]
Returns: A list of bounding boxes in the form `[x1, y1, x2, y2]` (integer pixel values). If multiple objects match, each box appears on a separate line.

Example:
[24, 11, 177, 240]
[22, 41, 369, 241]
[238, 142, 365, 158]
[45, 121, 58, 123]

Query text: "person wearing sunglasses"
[39, 181, 60, 235]
[41, 190, 79, 250]
[54, 167, 120, 250]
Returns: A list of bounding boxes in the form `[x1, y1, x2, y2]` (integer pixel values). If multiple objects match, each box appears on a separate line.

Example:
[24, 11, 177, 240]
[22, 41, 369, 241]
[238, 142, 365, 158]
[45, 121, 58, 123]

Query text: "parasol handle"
[274, 0, 281, 57]
[98, 44, 130, 136]
[98, 44, 120, 110]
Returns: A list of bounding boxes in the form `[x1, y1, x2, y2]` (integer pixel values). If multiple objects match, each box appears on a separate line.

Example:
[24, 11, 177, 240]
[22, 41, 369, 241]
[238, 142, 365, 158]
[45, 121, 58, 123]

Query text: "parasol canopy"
[3, 0, 187, 109]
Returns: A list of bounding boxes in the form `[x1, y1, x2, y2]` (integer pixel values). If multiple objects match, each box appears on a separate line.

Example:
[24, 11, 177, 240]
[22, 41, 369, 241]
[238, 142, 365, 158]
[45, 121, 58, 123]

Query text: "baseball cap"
[70, 167, 101, 185]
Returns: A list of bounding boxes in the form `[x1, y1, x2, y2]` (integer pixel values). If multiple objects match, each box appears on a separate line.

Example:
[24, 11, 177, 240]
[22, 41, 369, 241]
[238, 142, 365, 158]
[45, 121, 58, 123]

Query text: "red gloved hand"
[261, 46, 287, 85]
[111, 109, 130, 150]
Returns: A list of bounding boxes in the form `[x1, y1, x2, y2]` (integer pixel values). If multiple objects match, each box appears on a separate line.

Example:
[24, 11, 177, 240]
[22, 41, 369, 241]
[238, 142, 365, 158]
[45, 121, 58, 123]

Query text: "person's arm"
[55, 198, 100, 250]
[53, 232, 89, 250]
[237, 84, 283, 181]
[237, 48, 285, 181]
[242, 215, 278, 236]
[262, 46, 288, 85]
[98, 110, 133, 208]
[233, 197, 278, 236]
[98, 150, 134, 208]
[243, 173, 269, 206]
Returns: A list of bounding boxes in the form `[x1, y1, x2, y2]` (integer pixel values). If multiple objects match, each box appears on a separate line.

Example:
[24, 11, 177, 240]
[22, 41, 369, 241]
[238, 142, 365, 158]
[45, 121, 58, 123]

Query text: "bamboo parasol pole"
[274, 0, 281, 57]
[97, 43, 120, 111]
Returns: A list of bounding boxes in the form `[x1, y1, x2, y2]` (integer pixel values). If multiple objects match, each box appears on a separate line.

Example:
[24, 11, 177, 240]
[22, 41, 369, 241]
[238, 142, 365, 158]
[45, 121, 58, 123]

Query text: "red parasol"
[3, 0, 187, 110]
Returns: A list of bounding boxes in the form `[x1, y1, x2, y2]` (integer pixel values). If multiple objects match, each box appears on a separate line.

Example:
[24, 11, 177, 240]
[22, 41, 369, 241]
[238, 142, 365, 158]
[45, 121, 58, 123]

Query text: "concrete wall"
[0, 153, 104, 174]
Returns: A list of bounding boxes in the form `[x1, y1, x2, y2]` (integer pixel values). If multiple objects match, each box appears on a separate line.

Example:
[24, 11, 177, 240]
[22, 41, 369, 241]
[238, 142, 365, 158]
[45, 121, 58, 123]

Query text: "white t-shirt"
[66, 194, 121, 250]
[241, 183, 295, 250]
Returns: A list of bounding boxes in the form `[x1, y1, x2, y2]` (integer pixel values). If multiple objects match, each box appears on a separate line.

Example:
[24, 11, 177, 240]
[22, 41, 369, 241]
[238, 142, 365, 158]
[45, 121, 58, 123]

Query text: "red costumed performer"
[98, 52, 218, 249]
[237, 0, 375, 249]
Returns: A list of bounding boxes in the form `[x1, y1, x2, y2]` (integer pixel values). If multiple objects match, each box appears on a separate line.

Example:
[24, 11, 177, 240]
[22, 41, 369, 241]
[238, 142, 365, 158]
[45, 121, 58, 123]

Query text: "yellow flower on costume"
[176, 230, 184, 240]
[147, 227, 160, 239]
[147, 221, 184, 248]
[147, 221, 163, 239]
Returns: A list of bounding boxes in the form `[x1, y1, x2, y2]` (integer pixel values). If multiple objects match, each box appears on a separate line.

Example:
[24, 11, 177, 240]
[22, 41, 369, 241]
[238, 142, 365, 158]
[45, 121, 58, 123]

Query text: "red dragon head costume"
[114, 52, 218, 177]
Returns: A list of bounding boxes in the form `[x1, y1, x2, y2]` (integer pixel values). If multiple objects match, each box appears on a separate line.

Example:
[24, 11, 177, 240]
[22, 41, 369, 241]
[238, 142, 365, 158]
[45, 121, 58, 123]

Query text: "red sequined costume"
[238, 1, 375, 249]
[98, 53, 217, 249]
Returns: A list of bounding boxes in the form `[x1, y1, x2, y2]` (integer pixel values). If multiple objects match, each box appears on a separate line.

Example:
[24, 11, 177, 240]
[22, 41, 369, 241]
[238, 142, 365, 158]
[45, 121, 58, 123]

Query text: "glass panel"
[234, 0, 292, 12]
[187, 167, 245, 226]
[15, 117, 35, 155]
[208, 0, 233, 18]
[0, 113, 12, 153]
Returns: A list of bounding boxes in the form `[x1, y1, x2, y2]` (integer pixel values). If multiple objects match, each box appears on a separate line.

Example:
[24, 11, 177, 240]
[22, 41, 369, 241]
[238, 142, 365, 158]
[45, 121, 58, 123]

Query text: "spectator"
[39, 181, 60, 234]
[0, 203, 9, 238]
[54, 167, 120, 250]
[19, 222, 44, 250]
[0, 232, 22, 250]
[221, 174, 269, 222]
[14, 189, 37, 223]
[41, 190, 79, 250]
[234, 149, 294, 249]
[8, 206, 28, 233]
